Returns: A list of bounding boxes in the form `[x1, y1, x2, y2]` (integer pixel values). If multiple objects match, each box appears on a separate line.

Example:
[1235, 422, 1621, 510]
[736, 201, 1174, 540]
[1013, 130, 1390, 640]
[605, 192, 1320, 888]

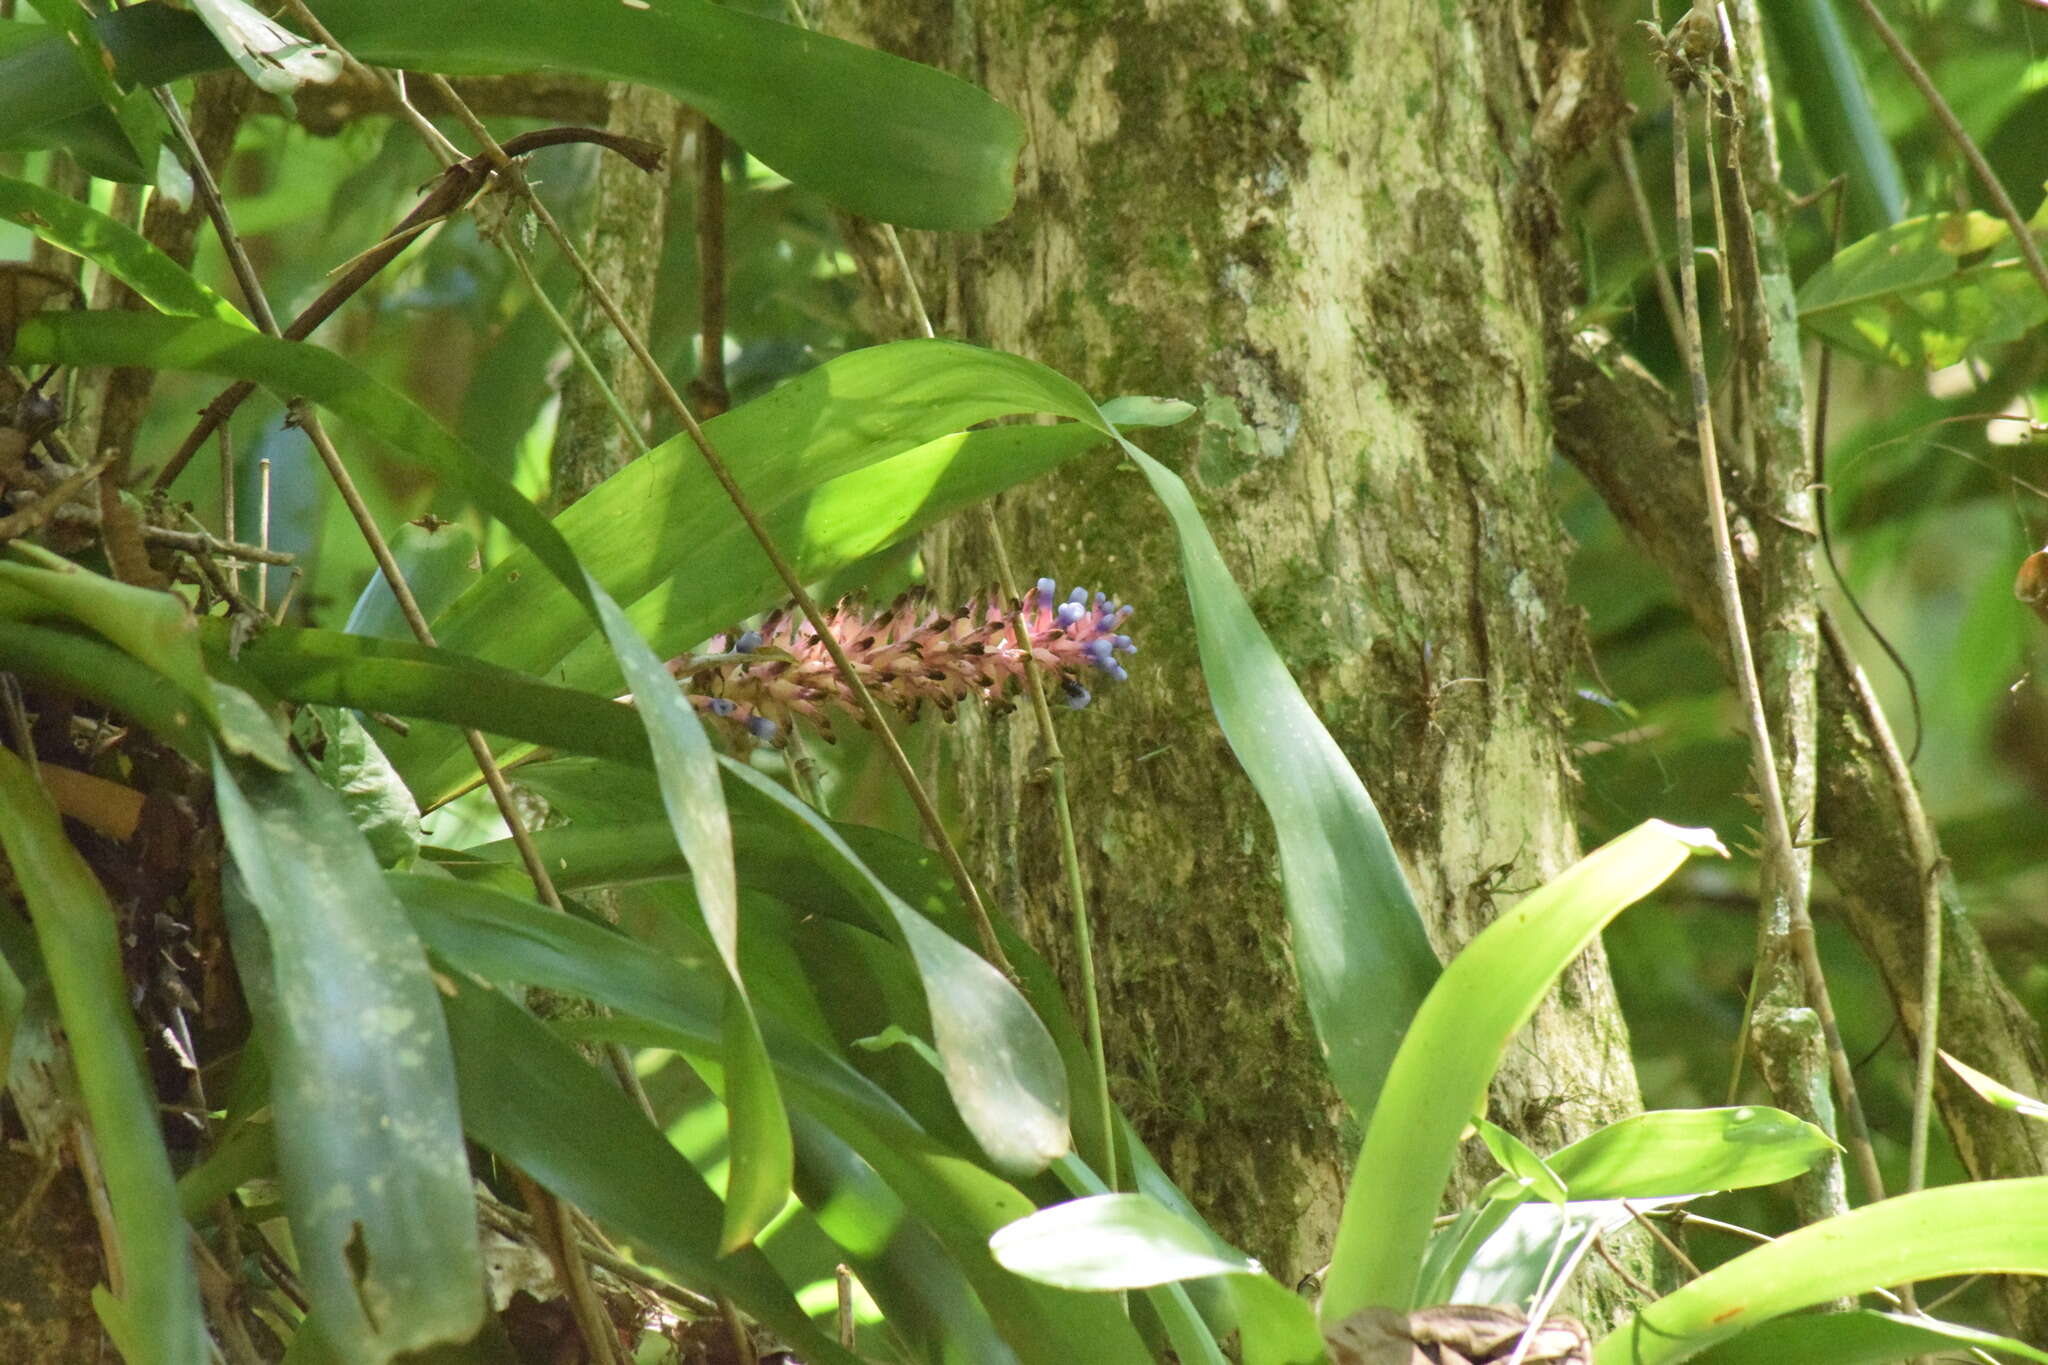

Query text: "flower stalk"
[670, 578, 1137, 746]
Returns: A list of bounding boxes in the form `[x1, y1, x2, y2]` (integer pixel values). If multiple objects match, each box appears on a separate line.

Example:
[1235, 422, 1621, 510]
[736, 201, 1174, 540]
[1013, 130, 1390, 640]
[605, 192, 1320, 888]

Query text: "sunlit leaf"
[1943, 1049, 2048, 1121]
[1797, 210, 2048, 368]
[1322, 820, 1726, 1320]
[590, 581, 791, 1252]
[1689, 1307, 2048, 1365]
[188, 0, 340, 99]
[0, 172, 249, 325]
[992, 1193, 1262, 1290]
[1594, 1177, 2048, 1363]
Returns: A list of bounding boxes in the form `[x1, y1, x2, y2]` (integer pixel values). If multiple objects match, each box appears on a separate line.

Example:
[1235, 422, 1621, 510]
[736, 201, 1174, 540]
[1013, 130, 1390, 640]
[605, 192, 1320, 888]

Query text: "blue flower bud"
[735, 630, 763, 653]
[1035, 576, 1057, 605]
[747, 715, 780, 741]
[1061, 680, 1092, 709]
[1114, 635, 1136, 654]
[707, 697, 737, 717]
[1107, 663, 1129, 683]
[1057, 601, 1087, 627]
[1068, 587, 1089, 604]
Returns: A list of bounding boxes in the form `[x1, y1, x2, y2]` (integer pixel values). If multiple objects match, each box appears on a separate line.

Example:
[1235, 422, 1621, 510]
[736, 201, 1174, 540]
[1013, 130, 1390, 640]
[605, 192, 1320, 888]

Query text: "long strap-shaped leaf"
[0, 172, 249, 324]
[0, 0, 1020, 229]
[403, 875, 1153, 1365]
[436, 969, 865, 1365]
[1594, 1176, 2048, 1363]
[0, 748, 207, 1365]
[214, 751, 486, 1361]
[1320, 819, 1725, 1320]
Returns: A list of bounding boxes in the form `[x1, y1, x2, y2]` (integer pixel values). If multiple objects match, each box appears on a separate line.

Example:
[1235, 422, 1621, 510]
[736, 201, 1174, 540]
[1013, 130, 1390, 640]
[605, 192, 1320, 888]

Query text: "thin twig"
[692, 118, 731, 418]
[1665, 49, 1885, 1206]
[417, 72, 1014, 974]
[1808, 177, 1925, 766]
[1848, 0, 2048, 314]
[1611, 131, 1686, 352]
[510, 1167, 629, 1365]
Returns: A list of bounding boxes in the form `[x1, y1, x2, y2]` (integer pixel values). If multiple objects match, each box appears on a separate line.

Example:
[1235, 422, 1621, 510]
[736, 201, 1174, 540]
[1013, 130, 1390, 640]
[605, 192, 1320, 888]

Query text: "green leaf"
[1594, 1177, 2048, 1363]
[398, 874, 1152, 1365]
[1500, 1106, 1838, 1202]
[0, 172, 249, 324]
[435, 969, 862, 1365]
[214, 751, 484, 1362]
[210, 622, 648, 770]
[1797, 211, 2048, 368]
[0, 620, 212, 762]
[0, 746, 207, 1365]
[992, 1193, 1262, 1290]
[590, 581, 791, 1253]
[1690, 1308, 2048, 1365]
[1942, 1048, 2048, 1121]
[1476, 1118, 1567, 1204]
[24, 0, 163, 173]
[291, 705, 420, 868]
[721, 757, 1070, 1175]
[343, 519, 481, 641]
[1762, 0, 1905, 236]
[0, 0, 1021, 229]
[1, 547, 287, 767]
[1321, 820, 1726, 1320]
[992, 1191, 1321, 1365]
[1112, 435, 1442, 1124]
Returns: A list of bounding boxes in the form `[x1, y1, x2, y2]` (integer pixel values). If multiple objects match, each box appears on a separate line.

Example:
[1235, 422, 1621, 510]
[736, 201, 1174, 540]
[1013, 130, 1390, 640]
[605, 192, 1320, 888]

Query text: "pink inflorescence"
[668, 577, 1137, 746]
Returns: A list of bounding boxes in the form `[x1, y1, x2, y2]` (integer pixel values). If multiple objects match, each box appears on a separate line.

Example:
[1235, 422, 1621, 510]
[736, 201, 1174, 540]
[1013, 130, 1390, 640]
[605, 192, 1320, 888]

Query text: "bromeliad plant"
[4, 5, 2048, 1365]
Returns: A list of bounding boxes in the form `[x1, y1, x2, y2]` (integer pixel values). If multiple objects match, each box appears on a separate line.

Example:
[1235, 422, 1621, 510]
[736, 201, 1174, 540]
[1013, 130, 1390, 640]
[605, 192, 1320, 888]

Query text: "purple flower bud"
[1115, 635, 1136, 654]
[748, 715, 780, 741]
[1106, 663, 1129, 683]
[1061, 680, 1092, 709]
[708, 697, 737, 717]
[1085, 638, 1116, 669]
[1035, 576, 1057, 605]
[736, 630, 763, 653]
[1068, 588, 1089, 604]
[1057, 601, 1087, 627]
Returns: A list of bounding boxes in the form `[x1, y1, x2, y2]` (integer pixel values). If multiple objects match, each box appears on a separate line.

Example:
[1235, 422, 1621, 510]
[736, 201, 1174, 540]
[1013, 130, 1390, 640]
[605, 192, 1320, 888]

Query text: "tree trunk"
[822, 0, 1644, 1292]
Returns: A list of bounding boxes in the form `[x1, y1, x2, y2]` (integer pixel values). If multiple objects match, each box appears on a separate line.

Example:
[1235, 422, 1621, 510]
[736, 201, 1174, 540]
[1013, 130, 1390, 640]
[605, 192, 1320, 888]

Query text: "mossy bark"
[824, 0, 1645, 1293]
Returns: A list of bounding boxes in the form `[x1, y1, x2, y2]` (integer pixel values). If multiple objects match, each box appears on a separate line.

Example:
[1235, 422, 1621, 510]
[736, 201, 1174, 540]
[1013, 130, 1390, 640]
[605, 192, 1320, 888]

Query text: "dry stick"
[418, 72, 1015, 976]
[219, 427, 237, 597]
[153, 124, 660, 490]
[1611, 131, 1686, 351]
[693, 119, 731, 418]
[1848, 0, 2048, 313]
[256, 458, 271, 609]
[1668, 82, 1887, 1206]
[510, 1167, 630, 1365]
[1823, 612, 1944, 1200]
